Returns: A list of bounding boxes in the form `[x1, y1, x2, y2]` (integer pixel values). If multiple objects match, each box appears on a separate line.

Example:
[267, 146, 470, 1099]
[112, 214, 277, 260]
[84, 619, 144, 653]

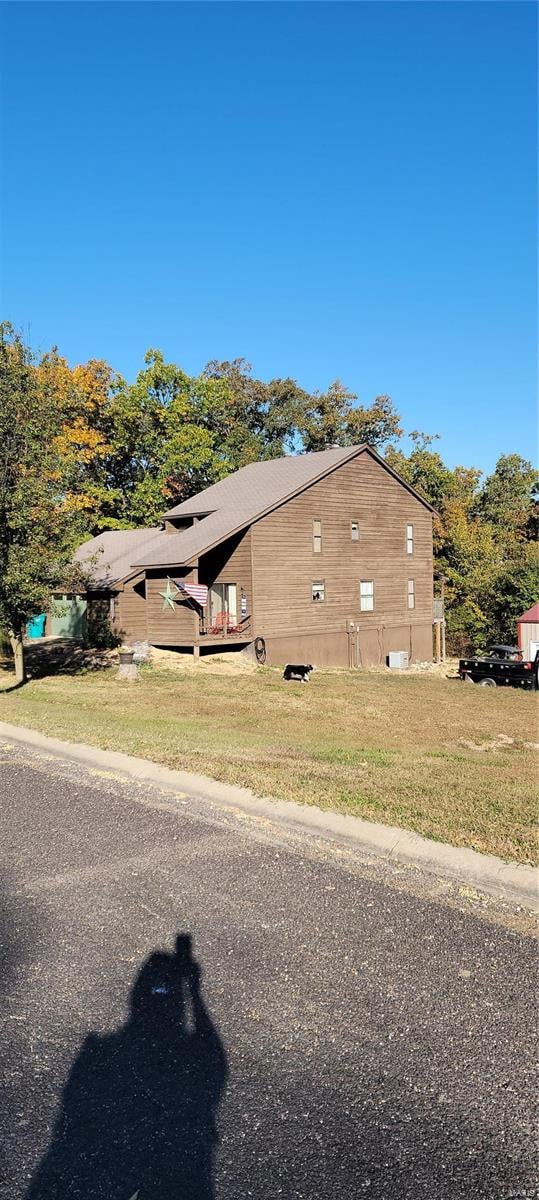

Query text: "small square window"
[312, 581, 325, 602]
[351, 521, 359, 542]
[360, 580, 374, 611]
[408, 579, 415, 609]
[313, 519, 322, 553]
[406, 524, 414, 555]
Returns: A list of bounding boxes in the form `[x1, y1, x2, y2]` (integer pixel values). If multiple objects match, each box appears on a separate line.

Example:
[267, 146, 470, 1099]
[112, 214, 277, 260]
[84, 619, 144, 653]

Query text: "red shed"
[517, 602, 539, 661]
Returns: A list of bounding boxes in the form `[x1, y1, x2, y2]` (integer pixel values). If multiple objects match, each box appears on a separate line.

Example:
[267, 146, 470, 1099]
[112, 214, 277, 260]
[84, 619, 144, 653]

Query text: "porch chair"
[208, 610, 241, 636]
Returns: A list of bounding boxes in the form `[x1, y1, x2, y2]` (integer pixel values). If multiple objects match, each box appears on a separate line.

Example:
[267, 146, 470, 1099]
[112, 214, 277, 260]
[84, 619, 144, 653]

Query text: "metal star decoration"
[159, 578, 178, 611]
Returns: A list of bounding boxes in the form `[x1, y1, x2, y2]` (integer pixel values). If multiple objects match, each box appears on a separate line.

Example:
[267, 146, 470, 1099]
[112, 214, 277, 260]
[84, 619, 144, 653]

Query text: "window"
[360, 580, 374, 611]
[312, 581, 325, 602]
[406, 524, 414, 555]
[407, 579, 415, 610]
[351, 521, 360, 542]
[313, 519, 322, 553]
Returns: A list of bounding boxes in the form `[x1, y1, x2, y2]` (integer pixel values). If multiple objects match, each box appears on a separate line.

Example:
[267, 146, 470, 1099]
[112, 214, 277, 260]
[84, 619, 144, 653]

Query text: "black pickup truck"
[459, 645, 539, 690]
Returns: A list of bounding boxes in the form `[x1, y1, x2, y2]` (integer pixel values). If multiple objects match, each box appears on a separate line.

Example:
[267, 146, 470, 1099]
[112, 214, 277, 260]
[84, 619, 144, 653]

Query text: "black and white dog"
[283, 663, 315, 683]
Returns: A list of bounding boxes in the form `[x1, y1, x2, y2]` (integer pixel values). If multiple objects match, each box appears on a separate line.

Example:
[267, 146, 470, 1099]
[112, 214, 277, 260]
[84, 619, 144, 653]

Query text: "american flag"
[173, 579, 208, 608]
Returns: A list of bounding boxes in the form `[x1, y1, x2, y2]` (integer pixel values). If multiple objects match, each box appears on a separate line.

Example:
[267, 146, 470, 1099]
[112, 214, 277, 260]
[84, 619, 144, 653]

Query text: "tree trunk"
[9, 632, 26, 685]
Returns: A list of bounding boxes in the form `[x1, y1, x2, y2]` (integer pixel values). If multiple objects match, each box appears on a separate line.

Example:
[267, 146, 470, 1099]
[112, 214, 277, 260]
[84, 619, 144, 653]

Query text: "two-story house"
[77, 444, 435, 667]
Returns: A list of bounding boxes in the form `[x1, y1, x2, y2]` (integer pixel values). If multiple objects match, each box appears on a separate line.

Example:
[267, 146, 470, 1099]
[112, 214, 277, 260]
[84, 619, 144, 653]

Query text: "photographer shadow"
[26, 935, 228, 1200]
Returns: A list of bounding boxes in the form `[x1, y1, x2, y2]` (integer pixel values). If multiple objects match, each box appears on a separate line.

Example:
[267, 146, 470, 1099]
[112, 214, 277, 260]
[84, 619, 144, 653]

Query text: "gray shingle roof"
[135, 446, 368, 569]
[74, 527, 164, 587]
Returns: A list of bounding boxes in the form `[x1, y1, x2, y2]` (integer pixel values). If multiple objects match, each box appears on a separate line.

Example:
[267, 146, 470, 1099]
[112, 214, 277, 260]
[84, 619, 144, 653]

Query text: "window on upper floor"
[313, 519, 322, 553]
[408, 579, 415, 610]
[406, 524, 414, 554]
[351, 520, 360, 541]
[360, 580, 374, 611]
[312, 581, 325, 602]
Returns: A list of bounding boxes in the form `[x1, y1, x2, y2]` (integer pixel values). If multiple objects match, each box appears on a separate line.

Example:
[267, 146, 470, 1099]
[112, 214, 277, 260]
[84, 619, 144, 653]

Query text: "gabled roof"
[134, 444, 435, 570]
[74, 527, 163, 587]
[162, 445, 363, 519]
[517, 602, 539, 623]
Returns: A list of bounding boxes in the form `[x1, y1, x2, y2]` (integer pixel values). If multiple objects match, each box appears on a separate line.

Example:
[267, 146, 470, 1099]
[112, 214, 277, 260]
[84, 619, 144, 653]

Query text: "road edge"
[1, 719, 537, 913]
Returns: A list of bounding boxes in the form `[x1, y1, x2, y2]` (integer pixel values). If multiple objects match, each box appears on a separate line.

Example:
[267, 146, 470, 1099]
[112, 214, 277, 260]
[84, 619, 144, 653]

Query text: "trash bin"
[26, 614, 47, 639]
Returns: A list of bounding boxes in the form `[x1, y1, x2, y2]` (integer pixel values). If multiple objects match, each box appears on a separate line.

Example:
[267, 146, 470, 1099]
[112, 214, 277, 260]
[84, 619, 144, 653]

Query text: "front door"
[209, 583, 237, 628]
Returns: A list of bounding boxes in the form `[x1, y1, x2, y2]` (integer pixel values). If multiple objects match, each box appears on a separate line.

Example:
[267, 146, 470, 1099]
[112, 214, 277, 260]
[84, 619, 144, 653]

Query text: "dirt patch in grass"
[0, 663, 537, 864]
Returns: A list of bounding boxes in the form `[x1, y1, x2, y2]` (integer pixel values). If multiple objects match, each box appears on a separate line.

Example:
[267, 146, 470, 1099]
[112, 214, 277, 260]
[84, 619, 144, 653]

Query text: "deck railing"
[199, 616, 252, 640]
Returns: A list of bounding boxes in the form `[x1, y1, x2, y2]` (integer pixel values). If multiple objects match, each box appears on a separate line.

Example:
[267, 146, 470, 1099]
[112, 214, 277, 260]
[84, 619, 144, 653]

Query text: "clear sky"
[1, 2, 536, 474]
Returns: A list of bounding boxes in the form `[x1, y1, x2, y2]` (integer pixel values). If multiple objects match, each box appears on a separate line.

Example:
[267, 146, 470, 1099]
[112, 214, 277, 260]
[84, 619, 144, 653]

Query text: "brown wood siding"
[115, 579, 148, 643]
[199, 530, 253, 608]
[146, 569, 198, 645]
[251, 453, 433, 638]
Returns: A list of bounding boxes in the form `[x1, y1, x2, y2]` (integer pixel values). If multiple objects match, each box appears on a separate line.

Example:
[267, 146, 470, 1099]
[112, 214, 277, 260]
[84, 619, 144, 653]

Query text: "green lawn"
[0, 661, 537, 864]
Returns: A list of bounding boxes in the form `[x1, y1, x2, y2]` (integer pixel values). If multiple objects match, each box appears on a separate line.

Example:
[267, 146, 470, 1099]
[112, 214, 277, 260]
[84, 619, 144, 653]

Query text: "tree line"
[0, 322, 537, 674]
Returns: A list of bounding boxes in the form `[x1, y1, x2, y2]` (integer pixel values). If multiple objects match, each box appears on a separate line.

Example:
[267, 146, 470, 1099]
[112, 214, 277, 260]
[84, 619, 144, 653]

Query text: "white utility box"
[388, 651, 409, 670]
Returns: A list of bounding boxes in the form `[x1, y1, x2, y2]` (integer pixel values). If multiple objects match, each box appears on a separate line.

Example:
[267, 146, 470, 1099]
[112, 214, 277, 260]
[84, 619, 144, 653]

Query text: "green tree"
[484, 543, 539, 644]
[101, 354, 310, 526]
[301, 383, 402, 452]
[434, 496, 501, 652]
[102, 352, 235, 525]
[202, 358, 309, 458]
[475, 453, 538, 537]
[203, 361, 403, 457]
[385, 433, 457, 509]
[387, 438, 539, 653]
[0, 325, 86, 682]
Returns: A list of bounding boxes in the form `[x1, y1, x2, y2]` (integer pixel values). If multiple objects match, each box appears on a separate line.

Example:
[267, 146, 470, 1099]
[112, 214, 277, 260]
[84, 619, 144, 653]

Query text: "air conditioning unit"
[388, 651, 409, 670]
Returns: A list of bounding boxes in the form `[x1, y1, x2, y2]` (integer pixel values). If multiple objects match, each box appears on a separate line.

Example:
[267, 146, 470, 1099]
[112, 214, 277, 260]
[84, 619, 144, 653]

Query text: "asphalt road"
[0, 739, 537, 1200]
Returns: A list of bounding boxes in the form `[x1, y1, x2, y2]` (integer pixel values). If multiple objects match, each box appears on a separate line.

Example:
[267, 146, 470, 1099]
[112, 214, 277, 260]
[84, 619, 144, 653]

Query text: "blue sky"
[1, 2, 536, 475]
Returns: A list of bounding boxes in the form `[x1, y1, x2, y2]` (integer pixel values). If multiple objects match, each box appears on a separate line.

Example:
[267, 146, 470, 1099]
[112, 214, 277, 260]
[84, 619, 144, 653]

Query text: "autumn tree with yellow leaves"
[0, 326, 90, 682]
